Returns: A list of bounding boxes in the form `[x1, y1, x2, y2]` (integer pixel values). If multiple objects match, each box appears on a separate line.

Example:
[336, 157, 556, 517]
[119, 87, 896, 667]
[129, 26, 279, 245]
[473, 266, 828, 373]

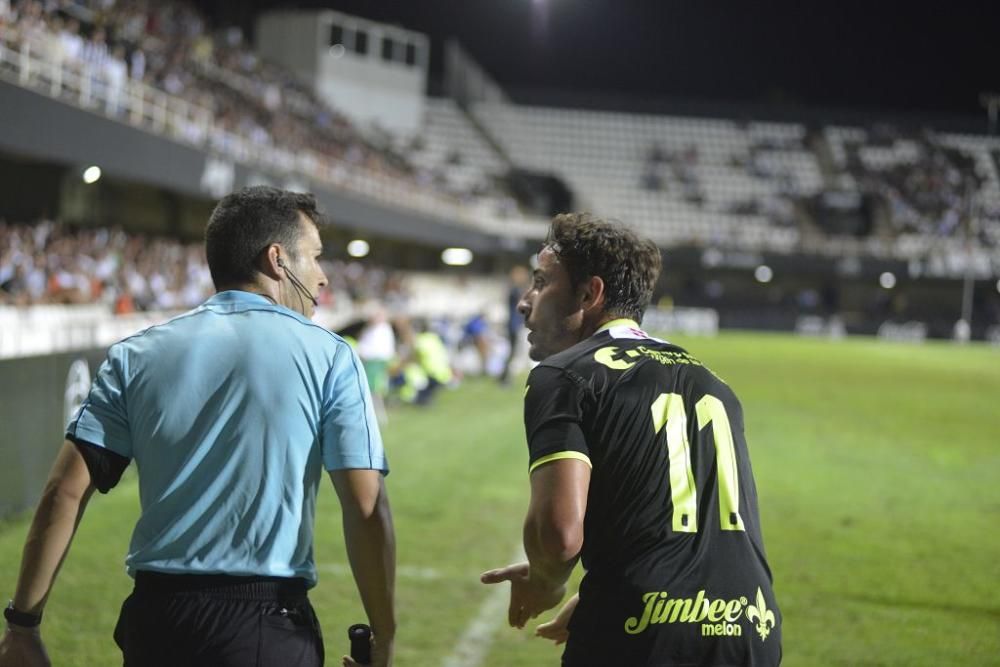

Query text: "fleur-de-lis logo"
[745, 587, 776, 641]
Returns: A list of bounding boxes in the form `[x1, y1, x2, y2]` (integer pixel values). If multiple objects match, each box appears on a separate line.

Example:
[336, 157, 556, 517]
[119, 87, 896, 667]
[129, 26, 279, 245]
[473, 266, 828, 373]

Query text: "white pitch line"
[441, 546, 526, 667]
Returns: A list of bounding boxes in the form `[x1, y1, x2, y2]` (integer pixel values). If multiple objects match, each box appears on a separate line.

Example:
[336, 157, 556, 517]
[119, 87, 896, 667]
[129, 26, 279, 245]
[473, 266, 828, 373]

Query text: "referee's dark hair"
[205, 186, 321, 290]
[545, 212, 662, 323]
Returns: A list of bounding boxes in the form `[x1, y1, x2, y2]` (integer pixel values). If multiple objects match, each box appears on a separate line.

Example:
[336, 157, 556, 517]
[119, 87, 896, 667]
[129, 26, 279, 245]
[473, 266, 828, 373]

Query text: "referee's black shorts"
[114, 571, 324, 667]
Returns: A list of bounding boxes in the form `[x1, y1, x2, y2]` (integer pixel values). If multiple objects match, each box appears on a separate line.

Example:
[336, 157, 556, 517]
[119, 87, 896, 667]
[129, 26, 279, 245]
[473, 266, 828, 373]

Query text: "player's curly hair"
[544, 212, 662, 323]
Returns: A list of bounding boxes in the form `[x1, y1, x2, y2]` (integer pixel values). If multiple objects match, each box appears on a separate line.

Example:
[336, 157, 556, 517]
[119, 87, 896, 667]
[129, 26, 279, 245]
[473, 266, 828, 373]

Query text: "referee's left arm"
[1, 440, 95, 661]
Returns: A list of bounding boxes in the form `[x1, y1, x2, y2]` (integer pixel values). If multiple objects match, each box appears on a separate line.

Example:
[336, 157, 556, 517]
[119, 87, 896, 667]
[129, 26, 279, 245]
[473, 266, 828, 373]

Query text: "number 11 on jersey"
[651, 393, 745, 533]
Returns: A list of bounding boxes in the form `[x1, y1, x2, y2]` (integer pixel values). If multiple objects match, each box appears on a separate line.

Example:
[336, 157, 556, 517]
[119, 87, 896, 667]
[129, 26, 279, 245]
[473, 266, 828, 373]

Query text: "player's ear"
[580, 275, 606, 313]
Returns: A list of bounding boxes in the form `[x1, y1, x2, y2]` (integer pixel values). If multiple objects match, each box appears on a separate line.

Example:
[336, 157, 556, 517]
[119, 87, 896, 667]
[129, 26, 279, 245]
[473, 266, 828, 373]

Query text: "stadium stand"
[472, 102, 815, 251]
[1, 0, 999, 346]
[406, 96, 509, 201]
[471, 101, 1000, 276]
[0, 0, 526, 233]
[4, 0, 997, 278]
[0, 219, 212, 310]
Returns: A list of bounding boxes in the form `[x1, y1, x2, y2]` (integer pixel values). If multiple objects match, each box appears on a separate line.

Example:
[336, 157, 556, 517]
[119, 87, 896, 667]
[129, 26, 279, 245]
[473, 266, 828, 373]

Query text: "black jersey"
[524, 321, 781, 666]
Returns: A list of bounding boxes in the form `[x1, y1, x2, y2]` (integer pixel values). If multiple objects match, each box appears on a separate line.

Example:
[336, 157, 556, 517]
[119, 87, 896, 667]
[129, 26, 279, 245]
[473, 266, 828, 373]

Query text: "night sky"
[196, 0, 999, 118]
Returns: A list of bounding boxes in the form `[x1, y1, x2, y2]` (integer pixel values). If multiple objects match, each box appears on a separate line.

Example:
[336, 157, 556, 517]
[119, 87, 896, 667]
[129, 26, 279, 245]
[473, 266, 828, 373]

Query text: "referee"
[482, 213, 780, 666]
[0, 187, 395, 667]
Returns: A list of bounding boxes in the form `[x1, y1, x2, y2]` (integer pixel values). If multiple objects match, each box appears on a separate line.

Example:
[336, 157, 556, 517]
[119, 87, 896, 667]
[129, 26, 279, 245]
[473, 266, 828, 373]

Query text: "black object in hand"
[348, 623, 372, 664]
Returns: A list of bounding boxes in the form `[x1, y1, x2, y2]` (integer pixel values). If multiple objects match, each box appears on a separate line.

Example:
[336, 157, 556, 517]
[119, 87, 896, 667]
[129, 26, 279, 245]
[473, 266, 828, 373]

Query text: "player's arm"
[523, 457, 589, 588]
[330, 469, 396, 666]
[482, 366, 590, 628]
[1, 440, 95, 666]
[482, 459, 589, 629]
[522, 367, 590, 590]
[516, 458, 589, 628]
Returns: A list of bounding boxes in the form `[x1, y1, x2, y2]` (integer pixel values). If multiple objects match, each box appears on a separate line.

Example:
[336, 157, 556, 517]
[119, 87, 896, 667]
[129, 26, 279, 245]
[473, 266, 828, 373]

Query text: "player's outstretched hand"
[535, 592, 579, 645]
[481, 562, 566, 629]
[0, 625, 51, 667]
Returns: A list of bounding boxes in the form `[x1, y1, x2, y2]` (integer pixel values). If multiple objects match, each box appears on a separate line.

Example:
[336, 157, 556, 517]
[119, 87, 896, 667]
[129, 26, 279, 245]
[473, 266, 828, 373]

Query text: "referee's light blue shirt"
[67, 291, 387, 587]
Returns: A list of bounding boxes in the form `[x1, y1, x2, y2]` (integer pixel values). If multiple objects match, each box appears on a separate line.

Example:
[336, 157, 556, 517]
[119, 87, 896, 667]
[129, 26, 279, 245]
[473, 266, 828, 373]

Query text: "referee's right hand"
[0, 625, 51, 667]
[341, 634, 393, 667]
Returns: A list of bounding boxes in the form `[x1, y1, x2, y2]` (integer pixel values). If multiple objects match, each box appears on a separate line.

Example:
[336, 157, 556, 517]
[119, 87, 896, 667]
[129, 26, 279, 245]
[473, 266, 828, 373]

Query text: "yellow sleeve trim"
[529, 451, 593, 474]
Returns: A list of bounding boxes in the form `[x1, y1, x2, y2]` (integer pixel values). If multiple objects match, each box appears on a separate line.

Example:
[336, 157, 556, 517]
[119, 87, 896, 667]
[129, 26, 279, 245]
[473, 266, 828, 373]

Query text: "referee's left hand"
[481, 562, 566, 629]
[0, 625, 51, 667]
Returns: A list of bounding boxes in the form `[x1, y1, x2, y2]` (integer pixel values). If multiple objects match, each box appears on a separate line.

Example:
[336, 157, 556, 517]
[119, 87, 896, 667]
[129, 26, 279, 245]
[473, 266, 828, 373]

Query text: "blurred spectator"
[128, 43, 145, 81]
[356, 304, 397, 423]
[498, 265, 529, 385]
[103, 43, 126, 114]
[460, 312, 491, 376]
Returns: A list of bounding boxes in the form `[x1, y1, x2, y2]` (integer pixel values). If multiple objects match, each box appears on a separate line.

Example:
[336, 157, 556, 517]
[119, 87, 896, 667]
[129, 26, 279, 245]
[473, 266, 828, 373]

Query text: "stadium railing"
[0, 304, 179, 359]
[0, 269, 511, 360]
[0, 25, 541, 239]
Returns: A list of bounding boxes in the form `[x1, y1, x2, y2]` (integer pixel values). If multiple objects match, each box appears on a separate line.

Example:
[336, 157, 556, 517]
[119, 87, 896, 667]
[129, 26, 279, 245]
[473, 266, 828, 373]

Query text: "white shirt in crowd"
[59, 27, 83, 62]
[358, 320, 396, 362]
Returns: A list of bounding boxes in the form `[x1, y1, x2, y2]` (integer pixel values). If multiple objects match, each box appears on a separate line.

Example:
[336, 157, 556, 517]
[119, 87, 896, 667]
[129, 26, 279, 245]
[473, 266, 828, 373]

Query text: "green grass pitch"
[1, 332, 998, 665]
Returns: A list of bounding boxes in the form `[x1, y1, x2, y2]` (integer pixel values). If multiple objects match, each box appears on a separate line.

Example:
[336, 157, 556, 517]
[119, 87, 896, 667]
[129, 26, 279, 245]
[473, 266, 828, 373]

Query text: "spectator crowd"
[0, 218, 414, 315]
[0, 0, 508, 207]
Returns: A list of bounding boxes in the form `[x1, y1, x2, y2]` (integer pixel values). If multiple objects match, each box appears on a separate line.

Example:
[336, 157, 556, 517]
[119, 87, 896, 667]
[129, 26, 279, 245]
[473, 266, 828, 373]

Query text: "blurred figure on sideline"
[460, 312, 491, 376]
[499, 265, 530, 385]
[357, 304, 397, 424]
[392, 318, 453, 406]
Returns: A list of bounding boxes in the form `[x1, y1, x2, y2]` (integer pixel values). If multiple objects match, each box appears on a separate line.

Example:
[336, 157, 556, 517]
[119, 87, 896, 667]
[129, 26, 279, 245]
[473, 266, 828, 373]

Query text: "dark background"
[191, 0, 998, 118]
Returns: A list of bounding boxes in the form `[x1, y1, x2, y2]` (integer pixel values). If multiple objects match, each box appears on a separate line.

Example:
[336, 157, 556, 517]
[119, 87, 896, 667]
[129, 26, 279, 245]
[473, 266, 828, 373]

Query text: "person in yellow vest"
[393, 318, 453, 406]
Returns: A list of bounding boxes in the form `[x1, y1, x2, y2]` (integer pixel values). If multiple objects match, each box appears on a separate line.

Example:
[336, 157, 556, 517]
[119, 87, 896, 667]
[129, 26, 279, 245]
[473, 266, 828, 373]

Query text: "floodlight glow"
[347, 239, 370, 258]
[329, 44, 346, 58]
[441, 247, 473, 266]
[879, 272, 897, 289]
[754, 265, 773, 283]
[82, 166, 102, 184]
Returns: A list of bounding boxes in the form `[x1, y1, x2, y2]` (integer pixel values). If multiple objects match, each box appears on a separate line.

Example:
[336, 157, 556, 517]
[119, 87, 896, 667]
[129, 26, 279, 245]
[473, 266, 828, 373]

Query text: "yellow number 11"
[650, 393, 745, 534]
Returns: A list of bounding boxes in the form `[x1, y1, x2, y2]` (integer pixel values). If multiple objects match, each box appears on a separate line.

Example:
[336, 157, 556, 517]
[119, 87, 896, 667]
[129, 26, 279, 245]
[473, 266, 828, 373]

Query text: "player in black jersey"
[482, 213, 780, 666]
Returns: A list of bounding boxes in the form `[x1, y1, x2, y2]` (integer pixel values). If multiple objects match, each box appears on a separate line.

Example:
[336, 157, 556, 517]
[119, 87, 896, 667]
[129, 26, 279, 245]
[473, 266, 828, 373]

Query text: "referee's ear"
[257, 243, 285, 280]
[579, 275, 606, 315]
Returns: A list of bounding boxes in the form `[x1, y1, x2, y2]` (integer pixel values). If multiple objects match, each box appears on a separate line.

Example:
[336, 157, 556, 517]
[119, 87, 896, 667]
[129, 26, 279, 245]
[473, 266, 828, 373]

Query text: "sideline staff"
[0, 187, 395, 667]
[483, 213, 780, 665]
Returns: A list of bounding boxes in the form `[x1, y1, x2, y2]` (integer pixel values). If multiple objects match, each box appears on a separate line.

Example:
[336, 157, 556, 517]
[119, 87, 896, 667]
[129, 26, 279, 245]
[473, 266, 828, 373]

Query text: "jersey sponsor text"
[624, 587, 776, 642]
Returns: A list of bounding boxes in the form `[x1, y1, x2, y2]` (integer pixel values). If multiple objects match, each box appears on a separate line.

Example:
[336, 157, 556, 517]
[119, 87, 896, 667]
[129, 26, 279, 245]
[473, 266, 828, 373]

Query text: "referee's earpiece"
[275, 254, 319, 307]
